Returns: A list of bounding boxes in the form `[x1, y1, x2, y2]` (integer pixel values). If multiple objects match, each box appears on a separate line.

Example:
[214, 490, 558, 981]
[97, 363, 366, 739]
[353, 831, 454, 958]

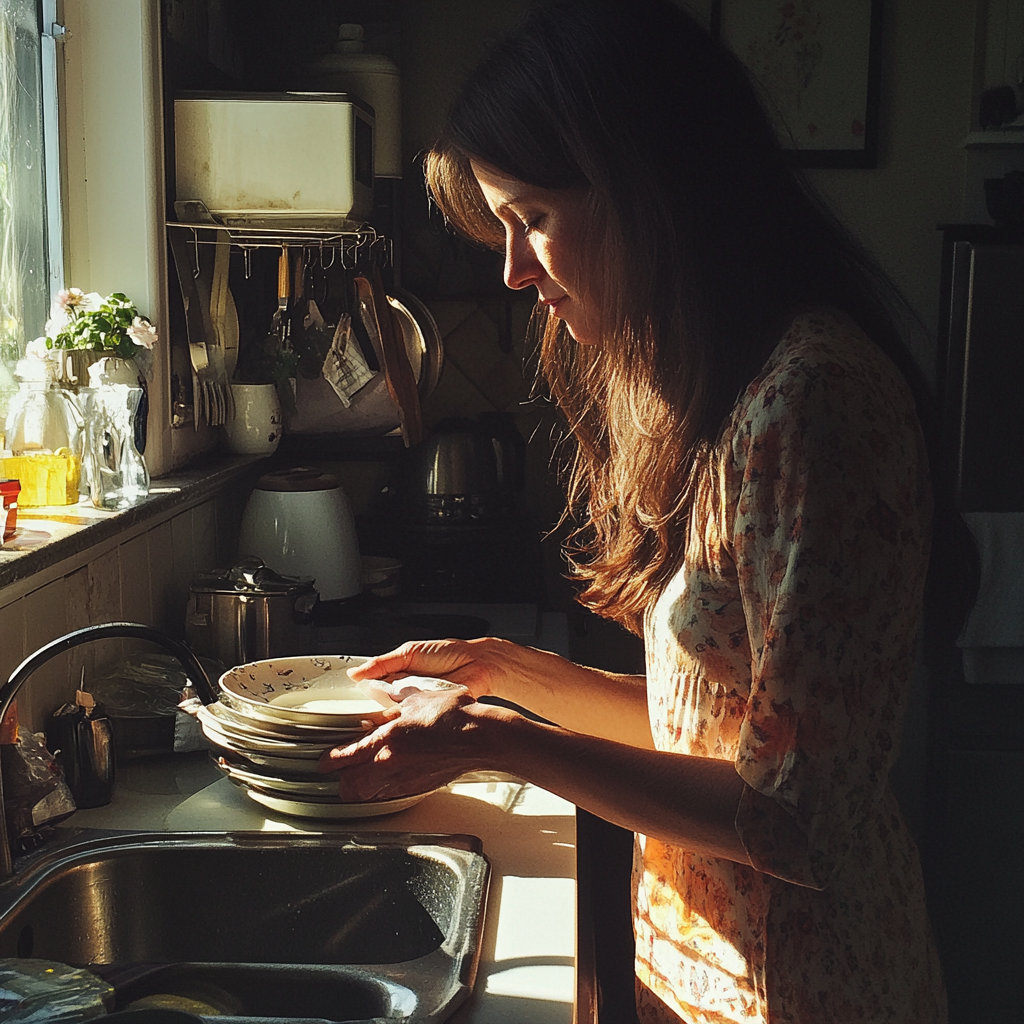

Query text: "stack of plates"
[196, 654, 438, 819]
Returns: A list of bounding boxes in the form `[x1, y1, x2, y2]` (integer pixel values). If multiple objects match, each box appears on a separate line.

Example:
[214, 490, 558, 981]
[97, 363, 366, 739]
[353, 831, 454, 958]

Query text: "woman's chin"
[561, 319, 600, 346]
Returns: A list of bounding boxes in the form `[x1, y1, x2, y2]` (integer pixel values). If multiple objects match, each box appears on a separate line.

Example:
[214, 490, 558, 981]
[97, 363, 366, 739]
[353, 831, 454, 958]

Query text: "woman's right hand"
[347, 636, 527, 701]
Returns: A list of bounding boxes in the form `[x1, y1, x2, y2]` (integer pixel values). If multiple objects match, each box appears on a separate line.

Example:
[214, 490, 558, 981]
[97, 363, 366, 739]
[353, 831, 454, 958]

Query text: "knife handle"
[277, 246, 290, 303]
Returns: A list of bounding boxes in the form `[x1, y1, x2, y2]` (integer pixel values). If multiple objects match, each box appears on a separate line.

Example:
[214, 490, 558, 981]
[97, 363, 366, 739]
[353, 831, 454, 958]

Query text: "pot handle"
[293, 590, 320, 623]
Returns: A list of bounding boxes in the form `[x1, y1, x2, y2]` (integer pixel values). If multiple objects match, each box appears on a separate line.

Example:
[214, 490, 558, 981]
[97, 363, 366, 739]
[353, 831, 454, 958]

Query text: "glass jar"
[81, 357, 149, 510]
[1, 357, 84, 507]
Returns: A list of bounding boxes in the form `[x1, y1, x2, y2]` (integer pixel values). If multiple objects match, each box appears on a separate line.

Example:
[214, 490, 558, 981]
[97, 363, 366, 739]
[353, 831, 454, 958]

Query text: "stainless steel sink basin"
[0, 829, 488, 1023]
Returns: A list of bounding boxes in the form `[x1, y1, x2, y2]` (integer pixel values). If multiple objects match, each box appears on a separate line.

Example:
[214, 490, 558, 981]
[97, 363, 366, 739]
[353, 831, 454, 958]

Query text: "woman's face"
[471, 160, 600, 345]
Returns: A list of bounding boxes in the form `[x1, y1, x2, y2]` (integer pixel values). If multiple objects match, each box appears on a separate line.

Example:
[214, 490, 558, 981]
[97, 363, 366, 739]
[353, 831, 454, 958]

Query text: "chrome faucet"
[0, 622, 216, 879]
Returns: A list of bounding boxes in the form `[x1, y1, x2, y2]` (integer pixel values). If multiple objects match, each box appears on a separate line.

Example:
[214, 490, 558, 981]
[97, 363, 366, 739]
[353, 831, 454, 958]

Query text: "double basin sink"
[0, 828, 489, 1023]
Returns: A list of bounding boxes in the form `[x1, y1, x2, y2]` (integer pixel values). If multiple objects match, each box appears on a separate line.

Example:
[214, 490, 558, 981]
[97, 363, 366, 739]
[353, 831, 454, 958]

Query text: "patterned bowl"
[218, 655, 391, 728]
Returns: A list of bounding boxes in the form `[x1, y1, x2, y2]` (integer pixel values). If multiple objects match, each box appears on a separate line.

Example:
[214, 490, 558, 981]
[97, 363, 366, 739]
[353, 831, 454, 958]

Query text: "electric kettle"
[407, 415, 524, 522]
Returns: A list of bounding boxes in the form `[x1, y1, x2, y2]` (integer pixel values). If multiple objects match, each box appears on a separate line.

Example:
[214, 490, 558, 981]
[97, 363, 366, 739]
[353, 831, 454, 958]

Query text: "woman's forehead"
[471, 160, 545, 203]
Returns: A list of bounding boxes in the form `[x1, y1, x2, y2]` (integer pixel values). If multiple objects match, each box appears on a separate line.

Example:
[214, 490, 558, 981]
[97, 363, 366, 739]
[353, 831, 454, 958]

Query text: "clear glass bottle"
[1, 356, 84, 506]
[81, 357, 149, 510]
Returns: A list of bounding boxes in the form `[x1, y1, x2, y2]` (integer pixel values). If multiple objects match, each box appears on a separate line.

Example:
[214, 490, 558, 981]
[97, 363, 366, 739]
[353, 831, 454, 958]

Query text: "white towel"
[957, 512, 1024, 684]
[322, 312, 375, 408]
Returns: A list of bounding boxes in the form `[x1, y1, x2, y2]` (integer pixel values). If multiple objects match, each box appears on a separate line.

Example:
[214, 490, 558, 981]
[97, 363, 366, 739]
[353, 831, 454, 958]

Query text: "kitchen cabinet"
[923, 225, 1024, 1024]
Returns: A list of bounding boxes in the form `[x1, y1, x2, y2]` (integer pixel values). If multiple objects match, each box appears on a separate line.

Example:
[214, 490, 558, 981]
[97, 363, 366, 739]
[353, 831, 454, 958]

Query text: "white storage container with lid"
[237, 467, 362, 602]
[302, 24, 402, 179]
[174, 91, 375, 227]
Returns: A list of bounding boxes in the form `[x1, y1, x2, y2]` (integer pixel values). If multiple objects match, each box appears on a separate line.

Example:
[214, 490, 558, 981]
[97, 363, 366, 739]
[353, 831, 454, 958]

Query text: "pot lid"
[190, 557, 317, 595]
[253, 467, 340, 492]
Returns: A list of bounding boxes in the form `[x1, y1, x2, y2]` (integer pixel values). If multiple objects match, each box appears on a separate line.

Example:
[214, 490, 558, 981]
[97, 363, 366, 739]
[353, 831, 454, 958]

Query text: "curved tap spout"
[0, 622, 217, 879]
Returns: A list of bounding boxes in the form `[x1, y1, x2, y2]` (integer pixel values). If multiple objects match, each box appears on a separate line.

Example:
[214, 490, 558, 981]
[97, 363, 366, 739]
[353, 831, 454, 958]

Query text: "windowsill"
[0, 455, 261, 595]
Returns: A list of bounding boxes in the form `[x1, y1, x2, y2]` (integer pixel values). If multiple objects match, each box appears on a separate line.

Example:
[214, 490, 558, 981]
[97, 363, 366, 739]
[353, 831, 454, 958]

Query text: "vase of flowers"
[43, 289, 158, 510]
[44, 288, 158, 392]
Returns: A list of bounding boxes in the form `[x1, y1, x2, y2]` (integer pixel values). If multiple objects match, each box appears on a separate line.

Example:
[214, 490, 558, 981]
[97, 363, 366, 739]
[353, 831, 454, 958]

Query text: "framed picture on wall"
[710, 0, 883, 168]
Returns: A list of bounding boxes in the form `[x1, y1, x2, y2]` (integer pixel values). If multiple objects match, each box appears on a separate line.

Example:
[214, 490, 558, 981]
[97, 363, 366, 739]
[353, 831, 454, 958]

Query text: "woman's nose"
[504, 229, 541, 291]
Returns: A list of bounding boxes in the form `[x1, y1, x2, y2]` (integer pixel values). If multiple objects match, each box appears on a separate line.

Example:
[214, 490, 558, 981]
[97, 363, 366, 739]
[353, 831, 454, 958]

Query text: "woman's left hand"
[316, 687, 504, 801]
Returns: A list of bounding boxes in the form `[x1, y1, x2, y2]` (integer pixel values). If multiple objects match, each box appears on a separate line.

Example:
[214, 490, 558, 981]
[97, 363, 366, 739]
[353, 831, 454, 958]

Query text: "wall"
[806, 0, 979, 380]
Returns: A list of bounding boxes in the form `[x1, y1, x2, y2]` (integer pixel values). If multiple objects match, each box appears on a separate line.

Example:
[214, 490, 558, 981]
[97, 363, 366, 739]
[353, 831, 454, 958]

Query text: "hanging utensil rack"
[166, 219, 391, 430]
[166, 220, 391, 276]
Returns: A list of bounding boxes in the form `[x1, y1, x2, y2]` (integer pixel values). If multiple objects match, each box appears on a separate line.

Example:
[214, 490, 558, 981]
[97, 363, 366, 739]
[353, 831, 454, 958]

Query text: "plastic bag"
[0, 730, 76, 854]
[87, 652, 217, 755]
[0, 958, 112, 1021]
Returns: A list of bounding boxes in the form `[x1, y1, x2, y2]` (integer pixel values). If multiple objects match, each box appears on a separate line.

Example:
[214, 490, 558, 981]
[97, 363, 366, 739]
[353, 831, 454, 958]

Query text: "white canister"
[303, 25, 402, 179]
[237, 467, 362, 601]
[224, 383, 282, 456]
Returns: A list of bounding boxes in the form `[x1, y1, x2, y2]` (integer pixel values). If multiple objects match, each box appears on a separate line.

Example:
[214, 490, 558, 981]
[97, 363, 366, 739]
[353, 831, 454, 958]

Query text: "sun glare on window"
[0, 0, 50, 422]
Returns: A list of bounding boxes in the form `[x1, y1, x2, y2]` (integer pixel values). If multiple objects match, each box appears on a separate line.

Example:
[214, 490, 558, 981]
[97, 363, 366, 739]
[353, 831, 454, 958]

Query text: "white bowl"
[214, 757, 342, 797]
[195, 704, 335, 757]
[218, 655, 391, 728]
[237, 785, 440, 820]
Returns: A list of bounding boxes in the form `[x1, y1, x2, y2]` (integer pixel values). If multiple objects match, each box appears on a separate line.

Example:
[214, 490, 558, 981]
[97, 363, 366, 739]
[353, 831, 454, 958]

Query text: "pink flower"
[127, 316, 158, 349]
[56, 287, 87, 311]
[46, 289, 101, 338]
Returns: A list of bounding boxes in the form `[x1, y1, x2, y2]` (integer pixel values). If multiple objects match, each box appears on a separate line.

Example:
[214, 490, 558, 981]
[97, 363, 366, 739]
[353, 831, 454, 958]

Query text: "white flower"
[127, 316, 158, 349]
[45, 309, 69, 339]
[25, 337, 50, 360]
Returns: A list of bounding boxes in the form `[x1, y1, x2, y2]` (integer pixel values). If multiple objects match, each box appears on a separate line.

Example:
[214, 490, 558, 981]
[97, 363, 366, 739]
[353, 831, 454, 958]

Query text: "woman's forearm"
[493, 642, 655, 748]
[476, 704, 752, 864]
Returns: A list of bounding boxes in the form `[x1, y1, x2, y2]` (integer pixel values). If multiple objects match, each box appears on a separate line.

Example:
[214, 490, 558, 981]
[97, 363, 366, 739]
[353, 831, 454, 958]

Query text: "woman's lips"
[541, 296, 567, 316]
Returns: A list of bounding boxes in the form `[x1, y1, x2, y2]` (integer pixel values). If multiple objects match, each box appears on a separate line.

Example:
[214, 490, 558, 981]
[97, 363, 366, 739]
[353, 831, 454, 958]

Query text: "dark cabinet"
[925, 226, 1024, 1024]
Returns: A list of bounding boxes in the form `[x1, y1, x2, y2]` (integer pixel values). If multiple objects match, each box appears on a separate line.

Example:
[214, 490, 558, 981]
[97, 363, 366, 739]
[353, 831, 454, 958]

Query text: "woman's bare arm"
[320, 690, 753, 865]
[348, 636, 656, 748]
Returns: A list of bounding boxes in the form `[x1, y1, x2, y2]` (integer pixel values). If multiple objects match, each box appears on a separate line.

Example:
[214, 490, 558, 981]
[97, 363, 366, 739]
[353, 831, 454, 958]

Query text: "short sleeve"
[726, 328, 931, 890]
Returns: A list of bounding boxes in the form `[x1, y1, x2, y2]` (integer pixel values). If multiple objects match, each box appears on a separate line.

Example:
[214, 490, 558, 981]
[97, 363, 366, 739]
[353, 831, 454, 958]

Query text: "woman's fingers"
[344, 638, 480, 681]
[347, 643, 424, 682]
[316, 689, 488, 800]
[347, 637, 514, 700]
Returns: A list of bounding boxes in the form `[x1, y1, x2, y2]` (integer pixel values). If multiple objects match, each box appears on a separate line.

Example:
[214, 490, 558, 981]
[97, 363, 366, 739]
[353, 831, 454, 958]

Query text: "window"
[0, 0, 60, 422]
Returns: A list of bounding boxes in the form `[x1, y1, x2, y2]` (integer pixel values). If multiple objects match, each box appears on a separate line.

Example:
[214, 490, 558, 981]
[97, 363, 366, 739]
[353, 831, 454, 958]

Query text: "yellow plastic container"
[0, 450, 80, 506]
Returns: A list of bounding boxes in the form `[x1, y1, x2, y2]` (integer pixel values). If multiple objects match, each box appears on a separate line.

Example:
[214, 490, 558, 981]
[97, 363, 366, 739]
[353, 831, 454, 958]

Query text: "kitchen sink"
[0, 829, 489, 1023]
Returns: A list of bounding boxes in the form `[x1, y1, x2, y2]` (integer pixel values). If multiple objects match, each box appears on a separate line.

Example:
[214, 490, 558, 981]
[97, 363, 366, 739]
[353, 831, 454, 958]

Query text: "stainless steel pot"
[185, 558, 319, 668]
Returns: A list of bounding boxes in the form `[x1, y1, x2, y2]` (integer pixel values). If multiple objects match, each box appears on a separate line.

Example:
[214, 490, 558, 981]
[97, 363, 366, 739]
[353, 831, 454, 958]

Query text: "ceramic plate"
[228, 748, 343, 775]
[211, 697, 369, 742]
[214, 757, 340, 797]
[218, 655, 391, 728]
[196, 705, 337, 756]
[232, 780, 440, 820]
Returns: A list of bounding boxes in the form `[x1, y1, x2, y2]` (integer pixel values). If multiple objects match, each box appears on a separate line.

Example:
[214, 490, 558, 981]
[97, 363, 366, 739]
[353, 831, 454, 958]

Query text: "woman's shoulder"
[727, 307, 917, 439]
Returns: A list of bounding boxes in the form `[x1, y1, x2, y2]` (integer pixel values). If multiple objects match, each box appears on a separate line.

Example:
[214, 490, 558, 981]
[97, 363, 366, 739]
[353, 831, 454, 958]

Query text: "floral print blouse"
[633, 310, 947, 1023]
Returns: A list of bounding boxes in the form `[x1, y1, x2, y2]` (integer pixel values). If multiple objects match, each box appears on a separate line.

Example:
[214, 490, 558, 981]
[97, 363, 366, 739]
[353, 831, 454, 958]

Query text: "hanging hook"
[190, 227, 201, 278]
[322, 242, 336, 270]
[243, 247, 252, 279]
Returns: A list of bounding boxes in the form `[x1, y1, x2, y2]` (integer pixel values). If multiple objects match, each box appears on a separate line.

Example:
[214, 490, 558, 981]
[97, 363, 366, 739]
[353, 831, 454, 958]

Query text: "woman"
[319, 2, 956, 1020]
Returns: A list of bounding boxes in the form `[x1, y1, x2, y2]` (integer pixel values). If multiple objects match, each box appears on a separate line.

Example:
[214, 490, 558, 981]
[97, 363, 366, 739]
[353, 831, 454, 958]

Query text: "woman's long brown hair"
[425, 0, 976, 636]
